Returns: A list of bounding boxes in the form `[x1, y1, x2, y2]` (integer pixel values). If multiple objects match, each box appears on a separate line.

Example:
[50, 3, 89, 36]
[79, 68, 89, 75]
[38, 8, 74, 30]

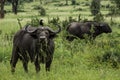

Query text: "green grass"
[0, 0, 120, 80]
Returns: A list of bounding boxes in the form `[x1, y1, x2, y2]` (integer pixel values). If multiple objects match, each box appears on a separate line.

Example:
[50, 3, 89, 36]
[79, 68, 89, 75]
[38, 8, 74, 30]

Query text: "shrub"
[34, 5, 46, 16]
[48, 16, 60, 25]
[101, 51, 120, 68]
[90, 0, 101, 16]
[54, 3, 66, 7]
[93, 12, 104, 22]
[71, 0, 76, 5]
[27, 17, 40, 27]
[108, 5, 120, 16]
[0, 30, 2, 35]
[38, 6, 46, 16]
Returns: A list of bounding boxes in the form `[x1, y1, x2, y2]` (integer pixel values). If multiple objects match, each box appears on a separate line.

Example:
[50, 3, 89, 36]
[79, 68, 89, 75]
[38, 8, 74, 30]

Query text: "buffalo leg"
[21, 51, 29, 73]
[45, 59, 52, 71]
[10, 47, 19, 73]
[22, 60, 28, 73]
[34, 56, 40, 73]
[66, 36, 76, 41]
[45, 43, 54, 71]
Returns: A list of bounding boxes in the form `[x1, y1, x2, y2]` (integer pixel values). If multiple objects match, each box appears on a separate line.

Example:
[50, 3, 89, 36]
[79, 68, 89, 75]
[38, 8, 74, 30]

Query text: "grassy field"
[0, 0, 120, 80]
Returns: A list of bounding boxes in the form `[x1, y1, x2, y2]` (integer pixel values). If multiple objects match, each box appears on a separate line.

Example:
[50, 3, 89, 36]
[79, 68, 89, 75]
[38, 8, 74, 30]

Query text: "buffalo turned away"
[66, 21, 112, 41]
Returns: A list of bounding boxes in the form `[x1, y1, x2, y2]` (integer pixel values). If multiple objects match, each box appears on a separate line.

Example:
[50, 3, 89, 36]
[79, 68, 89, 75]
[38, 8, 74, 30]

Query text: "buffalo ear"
[25, 25, 38, 39]
[99, 23, 104, 27]
[29, 30, 38, 39]
[49, 32, 57, 39]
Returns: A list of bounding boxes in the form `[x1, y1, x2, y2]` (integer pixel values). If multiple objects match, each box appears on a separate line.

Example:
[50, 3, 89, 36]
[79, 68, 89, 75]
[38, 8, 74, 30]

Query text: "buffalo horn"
[25, 25, 37, 33]
[46, 24, 61, 34]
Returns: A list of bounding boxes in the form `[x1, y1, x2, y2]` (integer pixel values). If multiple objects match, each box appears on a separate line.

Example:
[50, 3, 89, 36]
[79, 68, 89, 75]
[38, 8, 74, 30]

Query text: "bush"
[92, 38, 120, 68]
[100, 51, 120, 68]
[111, 0, 120, 10]
[34, 5, 46, 16]
[0, 30, 2, 35]
[71, 0, 76, 5]
[108, 5, 120, 16]
[90, 0, 101, 16]
[48, 17, 60, 25]
[38, 6, 46, 16]
[93, 12, 104, 22]
[61, 16, 77, 29]
[54, 3, 67, 7]
[27, 17, 40, 27]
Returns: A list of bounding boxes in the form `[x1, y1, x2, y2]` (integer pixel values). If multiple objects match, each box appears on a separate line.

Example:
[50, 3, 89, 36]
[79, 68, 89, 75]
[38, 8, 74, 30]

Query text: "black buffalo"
[66, 21, 112, 41]
[10, 24, 61, 73]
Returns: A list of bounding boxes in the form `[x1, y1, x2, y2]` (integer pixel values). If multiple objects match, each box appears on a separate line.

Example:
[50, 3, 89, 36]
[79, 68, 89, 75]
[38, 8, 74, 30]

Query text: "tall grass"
[0, 0, 120, 80]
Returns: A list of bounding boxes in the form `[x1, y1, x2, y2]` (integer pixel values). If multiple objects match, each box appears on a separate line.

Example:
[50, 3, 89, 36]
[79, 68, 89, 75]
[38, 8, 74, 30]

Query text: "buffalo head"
[98, 22, 112, 33]
[25, 25, 61, 43]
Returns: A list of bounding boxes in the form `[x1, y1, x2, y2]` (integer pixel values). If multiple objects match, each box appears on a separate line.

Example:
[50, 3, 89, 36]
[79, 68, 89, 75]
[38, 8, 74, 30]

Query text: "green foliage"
[27, 17, 40, 27]
[0, 29, 2, 35]
[61, 16, 77, 30]
[93, 12, 104, 22]
[110, 0, 120, 10]
[90, 0, 101, 16]
[71, 0, 76, 5]
[19, 0, 33, 3]
[48, 16, 60, 25]
[38, 6, 46, 16]
[107, 0, 120, 16]
[93, 39, 120, 68]
[54, 3, 66, 6]
[1, 0, 120, 80]
[108, 5, 120, 16]
[33, 5, 46, 16]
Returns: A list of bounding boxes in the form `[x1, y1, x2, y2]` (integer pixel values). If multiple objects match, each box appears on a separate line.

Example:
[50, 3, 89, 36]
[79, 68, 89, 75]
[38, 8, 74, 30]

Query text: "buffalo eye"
[45, 31, 49, 35]
[37, 30, 41, 34]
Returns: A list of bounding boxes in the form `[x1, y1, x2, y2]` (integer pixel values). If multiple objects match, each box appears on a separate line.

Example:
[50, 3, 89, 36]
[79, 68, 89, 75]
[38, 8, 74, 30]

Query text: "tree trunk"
[12, 0, 18, 14]
[40, 0, 42, 4]
[71, 0, 76, 5]
[66, 0, 68, 5]
[90, 0, 101, 16]
[0, 0, 5, 18]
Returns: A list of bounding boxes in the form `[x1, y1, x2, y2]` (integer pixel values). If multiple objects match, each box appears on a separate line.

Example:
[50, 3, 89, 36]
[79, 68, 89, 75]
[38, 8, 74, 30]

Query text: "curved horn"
[46, 24, 61, 34]
[25, 25, 37, 33]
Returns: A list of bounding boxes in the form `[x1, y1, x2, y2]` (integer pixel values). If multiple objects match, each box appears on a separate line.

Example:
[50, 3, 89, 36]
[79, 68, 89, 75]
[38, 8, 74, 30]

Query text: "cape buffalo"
[66, 21, 112, 41]
[10, 24, 61, 73]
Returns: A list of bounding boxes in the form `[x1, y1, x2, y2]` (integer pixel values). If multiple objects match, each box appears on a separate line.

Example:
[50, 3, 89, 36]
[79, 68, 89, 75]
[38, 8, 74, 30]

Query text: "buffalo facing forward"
[66, 21, 112, 41]
[10, 24, 61, 73]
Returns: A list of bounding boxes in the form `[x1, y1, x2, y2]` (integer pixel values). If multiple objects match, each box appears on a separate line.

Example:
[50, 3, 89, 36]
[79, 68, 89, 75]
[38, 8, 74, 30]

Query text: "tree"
[90, 0, 101, 16]
[112, 0, 120, 9]
[40, 0, 42, 4]
[71, 0, 76, 5]
[66, 0, 68, 5]
[0, 0, 5, 18]
[109, 0, 120, 15]
[12, 0, 18, 14]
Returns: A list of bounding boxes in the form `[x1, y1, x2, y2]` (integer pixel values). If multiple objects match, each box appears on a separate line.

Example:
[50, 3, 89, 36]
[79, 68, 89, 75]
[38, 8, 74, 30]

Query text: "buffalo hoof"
[46, 68, 50, 71]
[36, 68, 40, 73]
[11, 68, 15, 74]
